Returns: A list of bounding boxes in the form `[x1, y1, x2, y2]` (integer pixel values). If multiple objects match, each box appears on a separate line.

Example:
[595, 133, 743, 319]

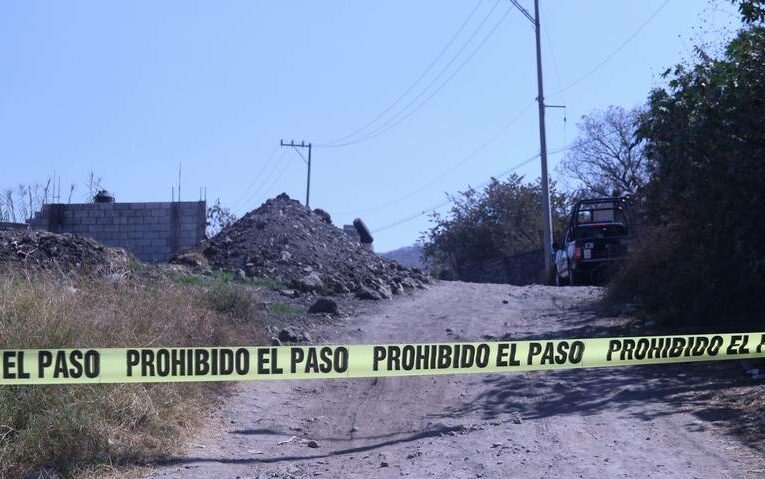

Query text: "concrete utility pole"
[533, 0, 554, 280]
[509, 0, 555, 280]
[280, 140, 313, 208]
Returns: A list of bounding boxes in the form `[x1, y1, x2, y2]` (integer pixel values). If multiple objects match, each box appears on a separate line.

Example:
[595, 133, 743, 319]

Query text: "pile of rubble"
[179, 194, 429, 299]
[0, 230, 131, 276]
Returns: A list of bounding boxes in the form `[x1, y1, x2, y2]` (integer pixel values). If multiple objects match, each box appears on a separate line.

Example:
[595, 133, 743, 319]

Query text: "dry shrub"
[0, 271, 267, 477]
[606, 225, 751, 331]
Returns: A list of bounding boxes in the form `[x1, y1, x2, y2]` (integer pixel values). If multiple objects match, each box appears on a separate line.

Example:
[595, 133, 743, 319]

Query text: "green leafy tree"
[422, 175, 568, 279]
[206, 199, 237, 238]
[611, 9, 765, 324]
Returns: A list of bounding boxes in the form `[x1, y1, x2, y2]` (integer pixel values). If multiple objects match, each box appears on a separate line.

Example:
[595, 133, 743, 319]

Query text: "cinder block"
[150, 223, 170, 233]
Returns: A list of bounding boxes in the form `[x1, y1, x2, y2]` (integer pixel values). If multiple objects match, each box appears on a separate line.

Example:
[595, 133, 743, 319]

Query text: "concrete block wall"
[0, 222, 28, 231]
[29, 201, 206, 263]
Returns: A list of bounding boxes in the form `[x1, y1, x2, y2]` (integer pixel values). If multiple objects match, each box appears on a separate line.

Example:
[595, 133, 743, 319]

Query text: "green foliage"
[421, 175, 568, 278]
[206, 198, 237, 238]
[733, 0, 765, 23]
[611, 24, 765, 326]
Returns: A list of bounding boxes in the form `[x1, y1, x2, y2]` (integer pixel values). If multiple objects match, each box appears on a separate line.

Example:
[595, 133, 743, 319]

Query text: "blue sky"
[0, 1, 739, 251]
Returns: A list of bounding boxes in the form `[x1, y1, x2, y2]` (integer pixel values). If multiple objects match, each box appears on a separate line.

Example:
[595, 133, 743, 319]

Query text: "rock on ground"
[308, 297, 339, 315]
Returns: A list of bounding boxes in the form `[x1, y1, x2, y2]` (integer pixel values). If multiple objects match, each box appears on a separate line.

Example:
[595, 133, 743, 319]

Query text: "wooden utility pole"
[280, 139, 313, 208]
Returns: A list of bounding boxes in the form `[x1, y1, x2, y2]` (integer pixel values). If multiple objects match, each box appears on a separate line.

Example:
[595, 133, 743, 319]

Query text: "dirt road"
[147, 282, 765, 478]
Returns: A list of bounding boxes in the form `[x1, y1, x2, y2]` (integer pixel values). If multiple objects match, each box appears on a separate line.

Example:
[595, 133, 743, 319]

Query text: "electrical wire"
[372, 146, 567, 233]
[235, 148, 290, 215]
[318, 0, 510, 148]
[338, 99, 535, 216]
[550, 0, 671, 96]
[320, 0, 487, 147]
[230, 144, 280, 211]
[254, 149, 297, 207]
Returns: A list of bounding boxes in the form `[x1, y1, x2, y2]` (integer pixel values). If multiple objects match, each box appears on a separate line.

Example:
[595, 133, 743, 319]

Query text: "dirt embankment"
[0, 230, 131, 276]
[175, 194, 429, 299]
[147, 282, 765, 479]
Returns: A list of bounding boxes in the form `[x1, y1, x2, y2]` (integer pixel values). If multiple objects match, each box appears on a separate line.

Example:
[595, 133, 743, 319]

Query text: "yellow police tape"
[2, 332, 764, 385]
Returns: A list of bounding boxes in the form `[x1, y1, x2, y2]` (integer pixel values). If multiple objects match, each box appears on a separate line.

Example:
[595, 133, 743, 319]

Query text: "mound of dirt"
[183, 194, 429, 298]
[0, 230, 131, 276]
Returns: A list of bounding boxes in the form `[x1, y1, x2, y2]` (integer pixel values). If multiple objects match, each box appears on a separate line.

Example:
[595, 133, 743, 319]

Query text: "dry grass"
[0, 270, 267, 477]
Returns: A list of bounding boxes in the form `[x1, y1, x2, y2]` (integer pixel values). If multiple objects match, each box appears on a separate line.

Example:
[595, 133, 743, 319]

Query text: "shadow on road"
[154, 424, 462, 467]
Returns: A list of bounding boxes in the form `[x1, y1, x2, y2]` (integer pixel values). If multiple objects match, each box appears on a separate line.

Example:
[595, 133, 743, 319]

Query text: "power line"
[230, 144, 280, 211]
[318, 0, 510, 148]
[254, 149, 297, 208]
[372, 146, 567, 233]
[280, 139, 313, 207]
[338, 99, 535, 216]
[235, 148, 290, 216]
[319, 0, 487, 147]
[508, 0, 534, 24]
[550, 0, 671, 97]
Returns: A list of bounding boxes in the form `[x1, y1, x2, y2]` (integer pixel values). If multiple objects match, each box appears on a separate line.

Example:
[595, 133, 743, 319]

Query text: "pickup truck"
[553, 197, 633, 286]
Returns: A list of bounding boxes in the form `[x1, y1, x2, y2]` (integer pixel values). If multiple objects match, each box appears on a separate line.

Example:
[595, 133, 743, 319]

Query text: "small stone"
[307, 440, 320, 448]
[294, 272, 323, 292]
[308, 297, 339, 315]
[278, 327, 302, 343]
[356, 286, 382, 300]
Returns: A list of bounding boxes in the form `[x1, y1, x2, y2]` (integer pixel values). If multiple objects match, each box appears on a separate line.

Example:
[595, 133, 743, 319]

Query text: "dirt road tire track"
[147, 282, 765, 478]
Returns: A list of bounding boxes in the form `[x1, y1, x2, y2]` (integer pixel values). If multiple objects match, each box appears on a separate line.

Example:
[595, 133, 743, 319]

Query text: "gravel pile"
[0, 230, 131, 276]
[181, 194, 429, 299]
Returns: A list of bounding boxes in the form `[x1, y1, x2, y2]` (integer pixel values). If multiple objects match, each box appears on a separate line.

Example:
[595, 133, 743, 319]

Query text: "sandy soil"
[145, 282, 765, 478]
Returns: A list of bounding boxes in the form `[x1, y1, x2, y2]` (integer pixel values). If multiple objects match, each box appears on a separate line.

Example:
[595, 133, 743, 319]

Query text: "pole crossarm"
[280, 139, 313, 208]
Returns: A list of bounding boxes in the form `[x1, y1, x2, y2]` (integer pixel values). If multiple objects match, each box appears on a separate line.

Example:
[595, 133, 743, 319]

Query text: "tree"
[611, 16, 765, 325]
[206, 198, 237, 238]
[558, 106, 648, 197]
[422, 175, 568, 278]
[734, 0, 765, 23]
[85, 171, 102, 202]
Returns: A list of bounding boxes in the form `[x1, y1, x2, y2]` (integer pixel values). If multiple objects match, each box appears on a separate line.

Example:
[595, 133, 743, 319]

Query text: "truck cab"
[553, 197, 633, 285]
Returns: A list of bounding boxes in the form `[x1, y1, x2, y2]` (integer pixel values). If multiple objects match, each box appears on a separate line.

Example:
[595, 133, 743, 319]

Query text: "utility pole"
[534, 0, 554, 280]
[507, 0, 553, 281]
[280, 139, 313, 208]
